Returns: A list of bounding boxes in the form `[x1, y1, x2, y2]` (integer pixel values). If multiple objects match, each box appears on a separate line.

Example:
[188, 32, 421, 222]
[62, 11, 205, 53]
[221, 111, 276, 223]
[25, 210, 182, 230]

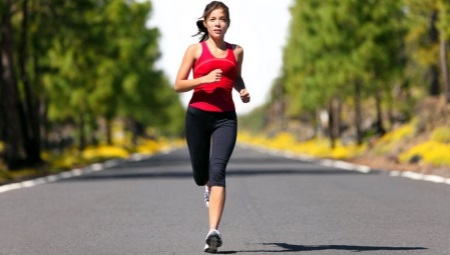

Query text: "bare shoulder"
[230, 43, 244, 63]
[230, 43, 244, 54]
[185, 43, 202, 59]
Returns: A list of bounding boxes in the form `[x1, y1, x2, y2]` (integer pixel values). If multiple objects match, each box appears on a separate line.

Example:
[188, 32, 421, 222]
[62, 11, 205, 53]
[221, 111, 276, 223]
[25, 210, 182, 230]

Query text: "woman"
[174, 1, 250, 253]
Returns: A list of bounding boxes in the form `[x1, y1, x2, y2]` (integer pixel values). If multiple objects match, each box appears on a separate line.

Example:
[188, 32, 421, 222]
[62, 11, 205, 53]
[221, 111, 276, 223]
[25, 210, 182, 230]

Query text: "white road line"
[0, 147, 185, 195]
[0, 153, 157, 194]
[237, 143, 450, 186]
[390, 170, 450, 184]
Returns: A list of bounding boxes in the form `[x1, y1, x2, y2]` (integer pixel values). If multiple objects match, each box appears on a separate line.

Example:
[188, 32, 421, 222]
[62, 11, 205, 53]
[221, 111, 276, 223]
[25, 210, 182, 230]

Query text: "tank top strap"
[225, 43, 237, 62]
[200, 41, 213, 58]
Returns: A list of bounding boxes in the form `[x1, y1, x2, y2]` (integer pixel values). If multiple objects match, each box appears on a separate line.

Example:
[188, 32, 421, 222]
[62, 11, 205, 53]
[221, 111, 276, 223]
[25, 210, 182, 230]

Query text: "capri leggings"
[185, 106, 237, 187]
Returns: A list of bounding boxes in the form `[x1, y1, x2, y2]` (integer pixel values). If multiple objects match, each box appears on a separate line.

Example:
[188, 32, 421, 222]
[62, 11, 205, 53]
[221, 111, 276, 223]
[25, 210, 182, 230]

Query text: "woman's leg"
[208, 114, 237, 230]
[209, 186, 226, 230]
[185, 107, 211, 186]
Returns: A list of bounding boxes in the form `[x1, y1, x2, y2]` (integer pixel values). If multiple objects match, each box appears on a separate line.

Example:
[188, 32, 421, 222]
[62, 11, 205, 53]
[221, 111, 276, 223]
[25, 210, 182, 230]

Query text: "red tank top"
[189, 41, 237, 112]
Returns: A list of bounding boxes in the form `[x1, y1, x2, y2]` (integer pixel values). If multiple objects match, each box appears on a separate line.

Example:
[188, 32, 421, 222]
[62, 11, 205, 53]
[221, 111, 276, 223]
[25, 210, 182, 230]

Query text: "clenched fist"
[203, 69, 222, 84]
[239, 89, 250, 103]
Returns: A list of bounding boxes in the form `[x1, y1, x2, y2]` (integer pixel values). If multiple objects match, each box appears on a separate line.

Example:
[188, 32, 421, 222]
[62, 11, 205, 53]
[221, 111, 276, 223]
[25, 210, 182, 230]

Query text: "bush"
[430, 127, 450, 143]
[238, 131, 365, 159]
[378, 124, 415, 144]
[82, 145, 130, 161]
[399, 141, 450, 167]
[136, 139, 168, 155]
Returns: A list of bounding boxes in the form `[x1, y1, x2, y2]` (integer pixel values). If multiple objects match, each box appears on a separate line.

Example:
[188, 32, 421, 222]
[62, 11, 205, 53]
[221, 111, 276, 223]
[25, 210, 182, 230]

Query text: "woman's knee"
[209, 169, 226, 187]
[194, 175, 208, 186]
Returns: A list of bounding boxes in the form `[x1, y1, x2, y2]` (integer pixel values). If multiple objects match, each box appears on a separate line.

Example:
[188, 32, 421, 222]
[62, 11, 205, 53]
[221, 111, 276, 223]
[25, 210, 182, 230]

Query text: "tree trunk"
[0, 51, 4, 142]
[86, 114, 98, 146]
[1, 2, 26, 169]
[131, 127, 138, 148]
[429, 65, 441, 96]
[32, 39, 48, 153]
[430, 10, 441, 96]
[128, 119, 146, 147]
[440, 38, 450, 103]
[106, 118, 112, 145]
[327, 99, 336, 149]
[0, 68, 6, 141]
[336, 96, 342, 136]
[78, 113, 86, 151]
[328, 97, 342, 149]
[277, 83, 286, 129]
[41, 98, 49, 150]
[19, 0, 42, 164]
[374, 91, 386, 135]
[316, 109, 325, 139]
[354, 81, 363, 145]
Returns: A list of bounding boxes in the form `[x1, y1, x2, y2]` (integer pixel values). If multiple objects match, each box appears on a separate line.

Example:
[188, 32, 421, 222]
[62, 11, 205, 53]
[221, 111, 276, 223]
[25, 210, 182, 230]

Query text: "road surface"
[1, 145, 449, 255]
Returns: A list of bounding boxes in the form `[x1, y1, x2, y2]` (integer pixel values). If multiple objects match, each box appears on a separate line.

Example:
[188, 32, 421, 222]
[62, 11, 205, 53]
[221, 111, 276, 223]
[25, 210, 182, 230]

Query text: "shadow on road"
[59, 147, 377, 182]
[61, 168, 369, 182]
[217, 242, 427, 253]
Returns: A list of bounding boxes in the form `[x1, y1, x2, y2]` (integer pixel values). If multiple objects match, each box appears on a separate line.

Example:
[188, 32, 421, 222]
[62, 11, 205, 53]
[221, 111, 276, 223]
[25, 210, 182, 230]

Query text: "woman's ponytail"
[192, 19, 208, 42]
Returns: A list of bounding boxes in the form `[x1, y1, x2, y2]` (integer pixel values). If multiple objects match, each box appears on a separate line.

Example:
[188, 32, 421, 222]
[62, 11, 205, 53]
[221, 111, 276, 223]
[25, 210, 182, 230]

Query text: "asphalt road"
[0, 145, 449, 255]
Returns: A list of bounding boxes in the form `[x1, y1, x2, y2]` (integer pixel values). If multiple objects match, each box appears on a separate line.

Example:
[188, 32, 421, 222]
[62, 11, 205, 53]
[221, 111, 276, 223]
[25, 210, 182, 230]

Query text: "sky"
[147, 0, 293, 114]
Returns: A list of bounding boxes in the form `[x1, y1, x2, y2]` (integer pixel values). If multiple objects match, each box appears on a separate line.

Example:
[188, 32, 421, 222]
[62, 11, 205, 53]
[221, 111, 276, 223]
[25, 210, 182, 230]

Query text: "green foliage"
[281, 0, 405, 117]
[26, 0, 184, 141]
[403, 0, 450, 93]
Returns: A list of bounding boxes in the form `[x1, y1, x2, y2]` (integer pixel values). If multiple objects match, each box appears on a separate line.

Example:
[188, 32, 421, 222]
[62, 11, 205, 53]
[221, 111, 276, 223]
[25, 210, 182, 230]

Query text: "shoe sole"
[206, 233, 222, 250]
[203, 246, 217, 253]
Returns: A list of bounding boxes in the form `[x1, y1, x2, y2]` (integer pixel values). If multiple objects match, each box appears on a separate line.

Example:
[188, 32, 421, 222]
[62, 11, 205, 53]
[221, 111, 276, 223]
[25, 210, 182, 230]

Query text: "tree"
[1, 0, 184, 169]
[1, 0, 27, 169]
[404, 0, 442, 96]
[19, 0, 42, 164]
[436, 0, 450, 102]
[282, 0, 405, 146]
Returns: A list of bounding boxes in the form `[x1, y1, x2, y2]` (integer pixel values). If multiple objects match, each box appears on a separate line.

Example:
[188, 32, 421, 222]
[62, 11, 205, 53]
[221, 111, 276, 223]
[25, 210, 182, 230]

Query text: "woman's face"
[203, 8, 229, 40]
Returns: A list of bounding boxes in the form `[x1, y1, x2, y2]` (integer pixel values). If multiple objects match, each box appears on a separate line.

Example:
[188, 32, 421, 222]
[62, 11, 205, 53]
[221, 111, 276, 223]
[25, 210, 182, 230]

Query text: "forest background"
[1, 0, 450, 184]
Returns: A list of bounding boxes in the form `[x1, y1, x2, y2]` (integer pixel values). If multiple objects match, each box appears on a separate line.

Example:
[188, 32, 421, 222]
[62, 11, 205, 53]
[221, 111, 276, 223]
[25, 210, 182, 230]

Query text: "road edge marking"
[238, 143, 450, 186]
[0, 147, 181, 194]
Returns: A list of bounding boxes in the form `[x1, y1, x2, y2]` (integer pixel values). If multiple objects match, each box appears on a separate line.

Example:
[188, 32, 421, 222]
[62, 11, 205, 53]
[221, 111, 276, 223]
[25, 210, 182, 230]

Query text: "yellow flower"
[82, 145, 129, 160]
[399, 141, 450, 166]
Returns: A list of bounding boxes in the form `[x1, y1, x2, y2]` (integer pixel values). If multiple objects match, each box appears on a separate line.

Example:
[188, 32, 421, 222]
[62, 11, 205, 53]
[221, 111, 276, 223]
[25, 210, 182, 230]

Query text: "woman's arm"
[233, 45, 250, 103]
[174, 44, 222, 93]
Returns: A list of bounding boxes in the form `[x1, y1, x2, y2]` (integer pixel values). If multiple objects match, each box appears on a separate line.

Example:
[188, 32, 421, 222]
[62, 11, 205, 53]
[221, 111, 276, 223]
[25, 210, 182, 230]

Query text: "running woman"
[174, 1, 250, 253]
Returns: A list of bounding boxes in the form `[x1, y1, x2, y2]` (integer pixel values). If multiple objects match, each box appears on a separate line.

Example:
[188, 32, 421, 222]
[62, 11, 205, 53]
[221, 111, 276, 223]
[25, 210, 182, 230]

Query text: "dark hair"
[192, 1, 230, 42]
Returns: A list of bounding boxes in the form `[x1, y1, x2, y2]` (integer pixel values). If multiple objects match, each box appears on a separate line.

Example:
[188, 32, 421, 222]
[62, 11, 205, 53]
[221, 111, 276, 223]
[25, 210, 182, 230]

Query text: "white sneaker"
[203, 244, 217, 253]
[204, 229, 222, 253]
[204, 186, 210, 208]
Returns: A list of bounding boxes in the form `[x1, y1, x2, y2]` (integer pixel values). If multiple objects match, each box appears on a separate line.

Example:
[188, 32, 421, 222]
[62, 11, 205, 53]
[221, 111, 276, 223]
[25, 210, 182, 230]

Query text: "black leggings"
[185, 106, 237, 187]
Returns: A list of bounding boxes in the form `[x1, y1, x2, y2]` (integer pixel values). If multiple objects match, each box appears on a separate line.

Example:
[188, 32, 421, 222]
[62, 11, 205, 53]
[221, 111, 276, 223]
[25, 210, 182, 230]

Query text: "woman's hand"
[239, 89, 250, 103]
[203, 69, 223, 83]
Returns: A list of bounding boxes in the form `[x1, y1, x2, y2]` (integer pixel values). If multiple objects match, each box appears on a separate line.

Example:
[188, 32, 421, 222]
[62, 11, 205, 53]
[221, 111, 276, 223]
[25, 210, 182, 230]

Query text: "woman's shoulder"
[186, 42, 202, 52]
[228, 43, 244, 55]
[185, 42, 203, 58]
[227, 43, 243, 51]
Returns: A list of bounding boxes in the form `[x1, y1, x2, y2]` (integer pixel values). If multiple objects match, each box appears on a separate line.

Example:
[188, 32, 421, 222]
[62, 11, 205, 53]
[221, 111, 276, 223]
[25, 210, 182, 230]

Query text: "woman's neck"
[206, 38, 226, 50]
